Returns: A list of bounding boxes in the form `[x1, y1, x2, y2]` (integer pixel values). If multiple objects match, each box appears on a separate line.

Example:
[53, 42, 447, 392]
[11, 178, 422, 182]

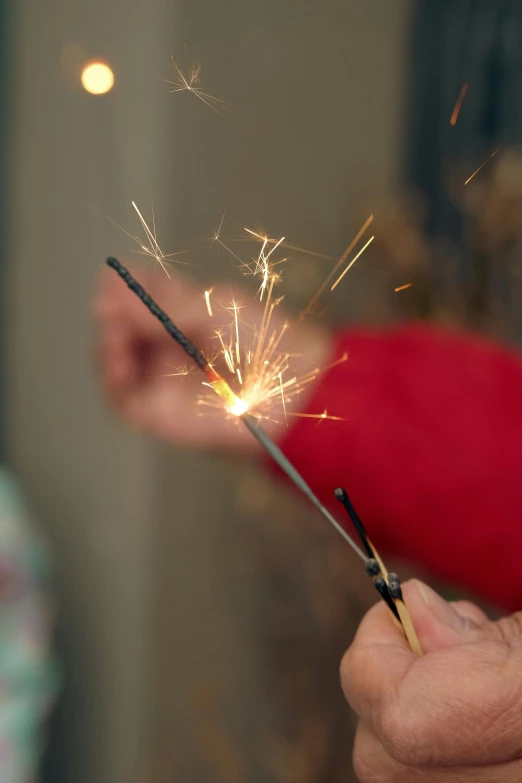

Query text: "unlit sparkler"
[335, 487, 422, 655]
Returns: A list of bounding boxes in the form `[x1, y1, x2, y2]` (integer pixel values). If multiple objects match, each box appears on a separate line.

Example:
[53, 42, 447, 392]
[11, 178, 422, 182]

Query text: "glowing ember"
[450, 83, 468, 126]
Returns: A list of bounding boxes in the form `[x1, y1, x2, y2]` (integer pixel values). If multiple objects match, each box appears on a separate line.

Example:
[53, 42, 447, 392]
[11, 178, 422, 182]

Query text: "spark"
[244, 228, 337, 261]
[162, 364, 194, 378]
[131, 201, 172, 278]
[162, 57, 232, 115]
[204, 290, 213, 316]
[194, 228, 346, 424]
[212, 209, 227, 243]
[465, 149, 499, 185]
[102, 200, 187, 277]
[450, 83, 468, 126]
[394, 283, 413, 292]
[330, 235, 375, 292]
[302, 214, 374, 316]
[286, 409, 345, 422]
[279, 372, 288, 426]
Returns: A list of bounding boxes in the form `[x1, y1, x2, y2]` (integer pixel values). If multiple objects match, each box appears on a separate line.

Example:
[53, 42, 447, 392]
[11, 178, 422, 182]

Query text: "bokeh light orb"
[81, 61, 114, 95]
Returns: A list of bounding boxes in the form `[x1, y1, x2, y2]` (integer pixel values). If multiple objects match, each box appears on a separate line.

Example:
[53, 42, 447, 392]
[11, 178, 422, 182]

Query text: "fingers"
[342, 580, 522, 767]
[94, 265, 207, 413]
[94, 264, 202, 336]
[353, 722, 522, 783]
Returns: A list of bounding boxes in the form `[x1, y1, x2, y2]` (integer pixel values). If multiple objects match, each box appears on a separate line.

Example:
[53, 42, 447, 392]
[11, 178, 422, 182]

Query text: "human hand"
[94, 266, 330, 451]
[342, 580, 522, 782]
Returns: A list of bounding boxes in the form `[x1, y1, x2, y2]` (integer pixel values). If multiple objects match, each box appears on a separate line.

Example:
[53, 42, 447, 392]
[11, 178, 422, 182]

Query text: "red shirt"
[275, 323, 522, 611]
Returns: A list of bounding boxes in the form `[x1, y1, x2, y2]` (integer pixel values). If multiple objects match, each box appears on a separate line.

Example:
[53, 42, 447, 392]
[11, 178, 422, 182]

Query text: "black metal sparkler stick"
[107, 257, 208, 370]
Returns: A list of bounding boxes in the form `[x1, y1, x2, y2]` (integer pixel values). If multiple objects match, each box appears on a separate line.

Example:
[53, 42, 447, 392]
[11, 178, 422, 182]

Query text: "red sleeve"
[273, 322, 522, 611]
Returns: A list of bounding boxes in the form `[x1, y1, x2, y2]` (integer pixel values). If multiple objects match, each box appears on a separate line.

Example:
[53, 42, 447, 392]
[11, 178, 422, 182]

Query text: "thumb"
[401, 579, 488, 653]
[401, 580, 522, 653]
[344, 580, 522, 767]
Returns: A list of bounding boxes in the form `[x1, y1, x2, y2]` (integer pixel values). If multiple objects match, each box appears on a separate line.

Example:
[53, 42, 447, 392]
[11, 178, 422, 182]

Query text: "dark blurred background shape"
[410, 0, 522, 240]
[406, 0, 522, 335]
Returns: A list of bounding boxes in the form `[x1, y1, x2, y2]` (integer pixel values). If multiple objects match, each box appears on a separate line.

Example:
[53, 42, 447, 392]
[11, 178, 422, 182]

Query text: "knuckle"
[352, 727, 384, 783]
[339, 645, 355, 702]
[378, 701, 429, 767]
[353, 724, 412, 783]
[493, 612, 522, 641]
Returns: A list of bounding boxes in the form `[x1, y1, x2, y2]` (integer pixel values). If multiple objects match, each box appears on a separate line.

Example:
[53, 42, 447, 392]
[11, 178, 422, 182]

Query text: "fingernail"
[415, 580, 468, 632]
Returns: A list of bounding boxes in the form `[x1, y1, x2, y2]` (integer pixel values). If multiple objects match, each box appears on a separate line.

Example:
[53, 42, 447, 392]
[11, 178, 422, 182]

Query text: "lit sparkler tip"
[229, 398, 249, 417]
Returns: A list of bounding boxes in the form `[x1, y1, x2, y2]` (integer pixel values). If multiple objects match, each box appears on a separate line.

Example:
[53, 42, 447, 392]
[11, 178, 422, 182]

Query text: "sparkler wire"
[241, 413, 367, 562]
[106, 256, 367, 563]
[107, 257, 208, 371]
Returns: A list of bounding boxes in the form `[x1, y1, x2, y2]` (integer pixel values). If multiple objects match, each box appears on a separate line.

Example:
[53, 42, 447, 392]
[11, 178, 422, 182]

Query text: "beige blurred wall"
[7, 2, 413, 782]
[8, 1, 172, 781]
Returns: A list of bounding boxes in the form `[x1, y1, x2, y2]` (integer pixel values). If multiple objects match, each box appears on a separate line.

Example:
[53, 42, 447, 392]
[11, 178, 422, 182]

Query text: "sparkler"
[105, 204, 422, 650]
[105, 255, 421, 652]
[106, 256, 367, 563]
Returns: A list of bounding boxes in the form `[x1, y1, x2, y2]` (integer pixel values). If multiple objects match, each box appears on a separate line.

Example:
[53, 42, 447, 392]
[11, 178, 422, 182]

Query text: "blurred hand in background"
[94, 265, 330, 451]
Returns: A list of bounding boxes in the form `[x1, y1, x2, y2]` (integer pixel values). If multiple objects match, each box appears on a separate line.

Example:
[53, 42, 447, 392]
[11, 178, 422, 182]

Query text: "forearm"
[271, 323, 522, 610]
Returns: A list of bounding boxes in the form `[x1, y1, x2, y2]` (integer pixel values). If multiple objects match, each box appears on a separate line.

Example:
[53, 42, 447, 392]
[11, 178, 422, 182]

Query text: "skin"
[94, 265, 330, 450]
[342, 580, 522, 782]
[94, 267, 522, 781]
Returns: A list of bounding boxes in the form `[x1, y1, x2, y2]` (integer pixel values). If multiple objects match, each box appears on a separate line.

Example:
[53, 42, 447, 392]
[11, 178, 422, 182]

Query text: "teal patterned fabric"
[0, 469, 59, 781]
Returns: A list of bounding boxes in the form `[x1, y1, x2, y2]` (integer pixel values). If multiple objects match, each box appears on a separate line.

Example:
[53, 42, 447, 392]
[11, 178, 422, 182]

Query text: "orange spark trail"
[450, 83, 468, 126]
[394, 283, 413, 292]
[330, 236, 375, 292]
[465, 149, 499, 185]
[301, 214, 374, 316]
[244, 229, 337, 262]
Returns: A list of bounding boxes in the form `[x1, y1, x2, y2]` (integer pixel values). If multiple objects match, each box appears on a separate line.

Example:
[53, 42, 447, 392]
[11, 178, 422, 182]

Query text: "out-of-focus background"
[3, 1, 522, 781]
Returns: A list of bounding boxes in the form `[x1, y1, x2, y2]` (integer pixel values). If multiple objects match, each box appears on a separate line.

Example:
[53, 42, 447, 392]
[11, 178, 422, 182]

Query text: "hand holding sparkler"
[343, 580, 522, 782]
[95, 264, 330, 450]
